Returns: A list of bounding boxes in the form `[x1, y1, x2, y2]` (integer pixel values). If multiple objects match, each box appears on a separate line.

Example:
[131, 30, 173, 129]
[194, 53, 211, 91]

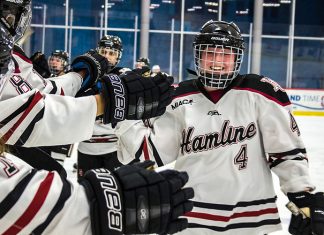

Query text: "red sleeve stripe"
[3, 172, 55, 235]
[185, 207, 278, 222]
[2, 92, 44, 143]
[13, 51, 32, 64]
[143, 137, 150, 160]
[233, 87, 291, 106]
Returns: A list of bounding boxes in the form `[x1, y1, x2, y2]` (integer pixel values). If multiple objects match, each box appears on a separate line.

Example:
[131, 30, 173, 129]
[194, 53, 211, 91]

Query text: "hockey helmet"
[135, 57, 150, 69]
[48, 50, 70, 76]
[193, 20, 245, 89]
[96, 35, 123, 68]
[0, 0, 32, 41]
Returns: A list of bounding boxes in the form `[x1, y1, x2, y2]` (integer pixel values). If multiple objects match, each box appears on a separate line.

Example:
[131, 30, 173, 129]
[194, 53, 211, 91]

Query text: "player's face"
[98, 47, 119, 66]
[48, 56, 64, 71]
[199, 47, 235, 75]
[135, 61, 146, 69]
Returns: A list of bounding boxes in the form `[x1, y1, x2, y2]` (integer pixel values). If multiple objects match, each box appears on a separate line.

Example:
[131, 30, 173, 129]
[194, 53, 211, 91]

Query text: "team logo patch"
[289, 111, 300, 136]
[261, 77, 285, 92]
[171, 99, 193, 110]
[207, 110, 221, 116]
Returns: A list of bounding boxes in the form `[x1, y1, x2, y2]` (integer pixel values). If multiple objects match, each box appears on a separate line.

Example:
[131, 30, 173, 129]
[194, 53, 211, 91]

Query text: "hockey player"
[48, 50, 70, 76]
[0, 1, 194, 234]
[115, 20, 324, 235]
[0, 0, 174, 173]
[135, 57, 151, 77]
[0, 139, 194, 234]
[77, 35, 126, 179]
[30, 51, 51, 78]
[11, 50, 73, 167]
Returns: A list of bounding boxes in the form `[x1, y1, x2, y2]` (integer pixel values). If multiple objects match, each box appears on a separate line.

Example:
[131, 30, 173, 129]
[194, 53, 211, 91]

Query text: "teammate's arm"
[0, 153, 193, 235]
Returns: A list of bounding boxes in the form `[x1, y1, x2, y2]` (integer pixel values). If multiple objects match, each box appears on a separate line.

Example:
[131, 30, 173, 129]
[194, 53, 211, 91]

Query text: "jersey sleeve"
[115, 105, 182, 166]
[12, 52, 82, 97]
[254, 78, 315, 194]
[0, 90, 96, 146]
[0, 154, 92, 235]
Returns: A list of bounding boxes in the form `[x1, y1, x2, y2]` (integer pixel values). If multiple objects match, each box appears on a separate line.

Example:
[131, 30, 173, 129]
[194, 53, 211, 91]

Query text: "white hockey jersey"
[0, 46, 97, 147]
[0, 153, 92, 234]
[116, 74, 315, 235]
[78, 120, 117, 155]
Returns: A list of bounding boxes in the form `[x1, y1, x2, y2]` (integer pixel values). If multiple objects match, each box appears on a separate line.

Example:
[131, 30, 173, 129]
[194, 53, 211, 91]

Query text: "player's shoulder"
[13, 44, 32, 64]
[231, 74, 290, 105]
[174, 79, 200, 98]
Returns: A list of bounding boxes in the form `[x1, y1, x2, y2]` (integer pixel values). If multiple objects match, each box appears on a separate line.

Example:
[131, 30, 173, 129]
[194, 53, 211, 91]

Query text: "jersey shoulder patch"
[232, 74, 290, 106]
[174, 79, 200, 98]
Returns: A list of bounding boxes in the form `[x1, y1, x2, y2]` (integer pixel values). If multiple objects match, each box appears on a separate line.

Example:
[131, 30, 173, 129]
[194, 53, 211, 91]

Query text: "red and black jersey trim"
[148, 136, 164, 167]
[2, 172, 55, 234]
[268, 148, 307, 168]
[192, 197, 277, 211]
[13, 45, 32, 64]
[48, 80, 58, 94]
[1, 92, 45, 145]
[230, 74, 291, 106]
[0, 93, 35, 126]
[82, 134, 118, 143]
[186, 197, 280, 231]
[31, 174, 72, 234]
[0, 170, 37, 218]
[14, 109, 45, 146]
[188, 219, 281, 232]
[173, 79, 201, 100]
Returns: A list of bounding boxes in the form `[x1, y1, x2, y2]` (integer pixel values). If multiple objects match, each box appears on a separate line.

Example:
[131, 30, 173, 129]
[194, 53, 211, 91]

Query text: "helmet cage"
[96, 47, 122, 68]
[48, 55, 69, 75]
[194, 43, 243, 89]
[0, 0, 32, 40]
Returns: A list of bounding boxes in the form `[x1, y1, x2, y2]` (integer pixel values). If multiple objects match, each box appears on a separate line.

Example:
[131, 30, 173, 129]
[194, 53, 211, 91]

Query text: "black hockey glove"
[81, 160, 194, 235]
[100, 71, 174, 124]
[71, 49, 110, 93]
[30, 51, 51, 78]
[287, 192, 324, 235]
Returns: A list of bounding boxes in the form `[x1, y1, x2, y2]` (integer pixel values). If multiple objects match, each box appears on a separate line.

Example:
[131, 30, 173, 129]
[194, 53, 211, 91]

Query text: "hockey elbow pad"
[80, 160, 194, 235]
[71, 50, 110, 93]
[100, 71, 174, 124]
[287, 192, 324, 235]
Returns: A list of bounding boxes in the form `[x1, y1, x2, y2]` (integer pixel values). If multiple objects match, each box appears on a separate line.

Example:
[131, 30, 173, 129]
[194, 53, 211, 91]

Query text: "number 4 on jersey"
[234, 144, 248, 170]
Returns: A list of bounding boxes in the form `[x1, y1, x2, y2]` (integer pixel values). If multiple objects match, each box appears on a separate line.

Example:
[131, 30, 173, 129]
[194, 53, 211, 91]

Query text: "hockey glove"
[30, 51, 51, 78]
[81, 160, 194, 235]
[287, 192, 324, 235]
[71, 49, 110, 93]
[100, 71, 174, 124]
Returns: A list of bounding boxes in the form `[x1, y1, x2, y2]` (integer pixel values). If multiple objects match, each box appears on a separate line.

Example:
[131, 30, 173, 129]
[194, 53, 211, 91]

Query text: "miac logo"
[171, 99, 193, 110]
[207, 110, 221, 116]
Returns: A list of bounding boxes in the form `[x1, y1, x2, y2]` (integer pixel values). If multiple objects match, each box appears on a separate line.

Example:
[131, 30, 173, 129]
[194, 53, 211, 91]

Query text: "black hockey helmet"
[193, 20, 245, 89]
[136, 57, 150, 68]
[48, 50, 70, 76]
[0, 0, 32, 40]
[96, 35, 123, 68]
